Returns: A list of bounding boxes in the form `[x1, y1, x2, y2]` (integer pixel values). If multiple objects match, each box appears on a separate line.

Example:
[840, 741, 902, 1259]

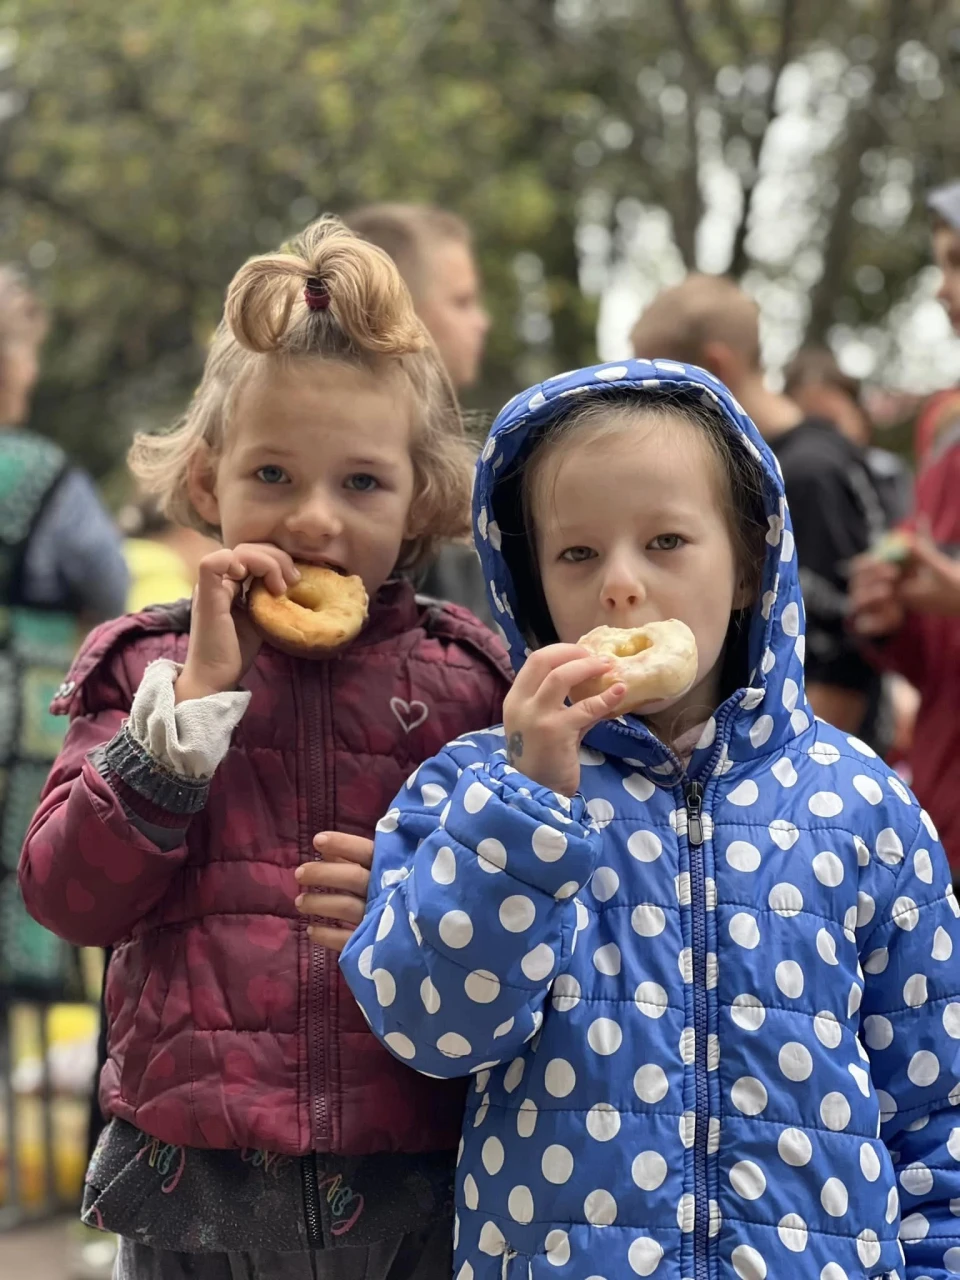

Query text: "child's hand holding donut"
[295, 833, 374, 951]
[175, 543, 300, 703]
[502, 644, 625, 798]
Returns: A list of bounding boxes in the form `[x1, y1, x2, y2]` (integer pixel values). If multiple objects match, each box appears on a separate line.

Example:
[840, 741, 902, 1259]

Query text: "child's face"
[532, 415, 747, 726]
[417, 240, 489, 390]
[192, 361, 416, 595]
[933, 224, 960, 334]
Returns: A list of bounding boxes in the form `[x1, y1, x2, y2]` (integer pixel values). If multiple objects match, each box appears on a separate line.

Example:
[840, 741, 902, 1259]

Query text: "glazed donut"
[249, 564, 368, 653]
[571, 619, 698, 716]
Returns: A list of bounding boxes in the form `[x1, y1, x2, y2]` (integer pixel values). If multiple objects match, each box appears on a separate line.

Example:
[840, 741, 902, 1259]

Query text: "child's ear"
[186, 445, 220, 528]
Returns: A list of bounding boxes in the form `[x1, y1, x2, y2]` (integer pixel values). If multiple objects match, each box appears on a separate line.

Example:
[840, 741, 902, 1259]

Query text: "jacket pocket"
[116, 933, 171, 1107]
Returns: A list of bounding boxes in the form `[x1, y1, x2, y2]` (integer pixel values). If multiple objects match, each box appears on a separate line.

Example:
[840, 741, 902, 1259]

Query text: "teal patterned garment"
[0, 431, 82, 997]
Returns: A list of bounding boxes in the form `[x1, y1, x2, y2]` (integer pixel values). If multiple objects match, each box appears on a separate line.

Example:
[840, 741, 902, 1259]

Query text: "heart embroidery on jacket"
[390, 697, 429, 733]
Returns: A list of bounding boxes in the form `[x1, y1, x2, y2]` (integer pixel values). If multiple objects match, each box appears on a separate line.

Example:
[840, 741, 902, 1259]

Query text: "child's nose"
[285, 492, 343, 539]
[601, 562, 647, 613]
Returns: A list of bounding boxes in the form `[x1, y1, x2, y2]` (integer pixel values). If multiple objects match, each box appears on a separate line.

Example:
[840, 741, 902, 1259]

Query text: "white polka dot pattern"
[338, 359, 960, 1280]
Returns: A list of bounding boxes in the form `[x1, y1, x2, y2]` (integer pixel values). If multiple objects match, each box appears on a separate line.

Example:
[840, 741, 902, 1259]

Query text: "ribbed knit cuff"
[103, 725, 210, 816]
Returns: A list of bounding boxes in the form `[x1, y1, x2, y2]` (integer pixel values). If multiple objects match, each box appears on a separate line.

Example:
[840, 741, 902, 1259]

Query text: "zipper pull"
[685, 781, 704, 848]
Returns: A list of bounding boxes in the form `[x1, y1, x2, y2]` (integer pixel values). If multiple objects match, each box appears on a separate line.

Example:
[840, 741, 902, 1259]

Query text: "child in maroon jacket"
[19, 217, 511, 1279]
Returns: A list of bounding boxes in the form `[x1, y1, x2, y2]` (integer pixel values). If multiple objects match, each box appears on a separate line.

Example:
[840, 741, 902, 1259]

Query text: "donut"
[249, 564, 368, 653]
[571, 619, 698, 716]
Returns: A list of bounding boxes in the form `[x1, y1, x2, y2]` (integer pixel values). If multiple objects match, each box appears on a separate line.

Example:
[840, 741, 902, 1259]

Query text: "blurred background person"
[913, 180, 960, 471]
[0, 265, 127, 1003]
[0, 266, 126, 1280]
[784, 346, 920, 774]
[630, 274, 890, 751]
[784, 346, 913, 526]
[851, 179, 960, 870]
[345, 204, 493, 625]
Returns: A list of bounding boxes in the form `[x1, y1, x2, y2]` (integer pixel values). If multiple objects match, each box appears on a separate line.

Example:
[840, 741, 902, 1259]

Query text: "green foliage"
[0, 0, 956, 480]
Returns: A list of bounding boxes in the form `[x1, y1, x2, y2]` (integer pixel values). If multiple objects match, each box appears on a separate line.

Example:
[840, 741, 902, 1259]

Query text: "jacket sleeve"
[340, 742, 602, 1077]
[859, 811, 960, 1277]
[19, 656, 244, 948]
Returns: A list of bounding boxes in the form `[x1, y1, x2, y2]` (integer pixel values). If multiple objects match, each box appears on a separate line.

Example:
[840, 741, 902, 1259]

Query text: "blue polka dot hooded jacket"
[341, 361, 960, 1280]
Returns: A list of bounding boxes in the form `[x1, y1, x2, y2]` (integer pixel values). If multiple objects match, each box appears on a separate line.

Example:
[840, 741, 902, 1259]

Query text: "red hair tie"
[304, 277, 331, 311]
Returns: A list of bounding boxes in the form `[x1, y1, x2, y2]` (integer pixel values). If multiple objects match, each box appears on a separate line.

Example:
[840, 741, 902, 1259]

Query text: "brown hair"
[630, 274, 761, 371]
[783, 346, 861, 402]
[129, 216, 474, 570]
[343, 204, 472, 300]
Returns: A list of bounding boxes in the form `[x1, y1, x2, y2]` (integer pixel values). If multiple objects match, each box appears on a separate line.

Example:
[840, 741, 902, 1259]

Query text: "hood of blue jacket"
[473, 359, 809, 777]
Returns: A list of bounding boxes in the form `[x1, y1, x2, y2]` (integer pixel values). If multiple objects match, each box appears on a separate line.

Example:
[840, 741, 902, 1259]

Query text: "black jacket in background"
[769, 417, 889, 751]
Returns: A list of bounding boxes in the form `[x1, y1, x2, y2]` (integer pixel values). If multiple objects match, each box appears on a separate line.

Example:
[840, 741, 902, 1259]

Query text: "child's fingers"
[195, 550, 245, 596]
[234, 544, 301, 595]
[311, 832, 375, 868]
[242, 554, 287, 596]
[534, 654, 615, 709]
[307, 923, 354, 952]
[296, 860, 370, 896]
[296, 892, 366, 925]
[511, 644, 597, 697]
[569, 682, 626, 727]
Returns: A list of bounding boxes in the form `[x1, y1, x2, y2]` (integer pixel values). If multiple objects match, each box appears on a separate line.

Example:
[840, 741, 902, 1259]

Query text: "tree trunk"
[804, 0, 913, 342]
[728, 0, 798, 278]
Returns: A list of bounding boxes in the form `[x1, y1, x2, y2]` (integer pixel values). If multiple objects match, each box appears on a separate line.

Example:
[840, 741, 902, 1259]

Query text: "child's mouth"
[292, 556, 349, 576]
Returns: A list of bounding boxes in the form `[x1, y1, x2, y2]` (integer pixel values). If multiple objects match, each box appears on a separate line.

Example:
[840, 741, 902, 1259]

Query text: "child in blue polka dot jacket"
[339, 361, 960, 1280]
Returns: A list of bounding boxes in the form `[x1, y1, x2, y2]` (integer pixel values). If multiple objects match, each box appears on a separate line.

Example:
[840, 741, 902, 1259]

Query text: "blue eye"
[345, 474, 379, 492]
[650, 534, 684, 551]
[255, 465, 289, 485]
[559, 546, 596, 563]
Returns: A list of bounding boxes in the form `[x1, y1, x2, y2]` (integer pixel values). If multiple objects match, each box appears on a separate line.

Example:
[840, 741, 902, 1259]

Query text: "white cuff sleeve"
[127, 659, 251, 779]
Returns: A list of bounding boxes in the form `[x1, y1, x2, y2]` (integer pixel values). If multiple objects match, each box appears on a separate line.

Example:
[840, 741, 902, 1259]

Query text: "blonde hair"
[130, 216, 473, 570]
[629, 274, 761, 370]
[344, 204, 472, 301]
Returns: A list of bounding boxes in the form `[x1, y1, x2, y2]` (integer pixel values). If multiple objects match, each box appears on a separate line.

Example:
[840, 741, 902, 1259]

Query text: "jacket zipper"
[607, 706, 734, 1280]
[685, 778, 710, 1280]
[302, 661, 334, 1246]
[309, 662, 335, 1149]
[301, 1152, 323, 1249]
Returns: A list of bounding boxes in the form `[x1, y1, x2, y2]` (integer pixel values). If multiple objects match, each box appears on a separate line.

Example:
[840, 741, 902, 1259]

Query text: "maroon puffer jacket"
[19, 582, 511, 1156]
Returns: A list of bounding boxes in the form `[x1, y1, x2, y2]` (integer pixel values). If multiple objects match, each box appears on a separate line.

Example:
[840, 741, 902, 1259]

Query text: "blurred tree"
[0, 0, 955, 478]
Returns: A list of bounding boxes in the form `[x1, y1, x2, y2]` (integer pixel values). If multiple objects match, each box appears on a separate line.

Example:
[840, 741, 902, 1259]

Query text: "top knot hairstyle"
[130, 216, 474, 571]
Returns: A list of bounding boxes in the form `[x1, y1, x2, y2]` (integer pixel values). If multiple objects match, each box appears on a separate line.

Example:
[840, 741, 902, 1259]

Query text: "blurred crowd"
[2, 175, 960, 1273]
